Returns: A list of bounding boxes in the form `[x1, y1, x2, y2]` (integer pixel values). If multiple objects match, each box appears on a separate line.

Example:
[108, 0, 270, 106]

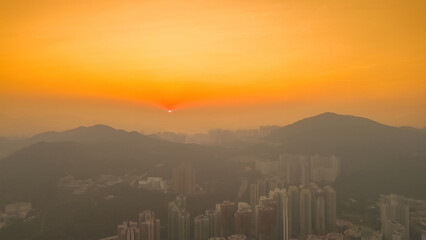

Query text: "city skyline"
[0, 1, 425, 239]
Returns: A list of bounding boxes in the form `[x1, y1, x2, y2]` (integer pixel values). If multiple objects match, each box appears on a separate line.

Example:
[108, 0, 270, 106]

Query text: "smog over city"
[0, 1, 425, 240]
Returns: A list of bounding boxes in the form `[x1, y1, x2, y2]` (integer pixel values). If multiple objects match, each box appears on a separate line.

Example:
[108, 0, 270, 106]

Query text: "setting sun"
[0, 1, 425, 240]
[0, 0, 425, 135]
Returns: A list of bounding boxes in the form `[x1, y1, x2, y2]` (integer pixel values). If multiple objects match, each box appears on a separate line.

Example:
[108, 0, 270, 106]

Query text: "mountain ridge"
[29, 124, 147, 143]
[267, 112, 426, 156]
[0, 112, 425, 210]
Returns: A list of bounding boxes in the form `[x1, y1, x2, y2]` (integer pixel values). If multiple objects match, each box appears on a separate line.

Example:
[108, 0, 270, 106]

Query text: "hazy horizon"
[1, 2, 426, 239]
[1, 110, 425, 138]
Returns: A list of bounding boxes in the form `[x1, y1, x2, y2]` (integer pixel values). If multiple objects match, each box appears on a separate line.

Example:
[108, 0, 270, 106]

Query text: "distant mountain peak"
[86, 124, 115, 130]
[317, 112, 338, 116]
[70, 124, 116, 132]
[310, 112, 367, 120]
[294, 112, 382, 126]
[28, 124, 148, 143]
[267, 112, 425, 154]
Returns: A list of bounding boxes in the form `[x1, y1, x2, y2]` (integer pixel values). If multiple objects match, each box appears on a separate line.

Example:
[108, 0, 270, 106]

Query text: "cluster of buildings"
[206, 126, 280, 145]
[172, 161, 196, 196]
[110, 156, 341, 240]
[280, 154, 340, 185]
[155, 126, 280, 146]
[117, 210, 161, 240]
[167, 195, 250, 240]
[166, 182, 337, 240]
[253, 154, 340, 185]
[380, 194, 410, 240]
[107, 156, 426, 240]
[206, 128, 267, 146]
[252, 183, 337, 239]
[380, 194, 426, 240]
[103, 192, 426, 240]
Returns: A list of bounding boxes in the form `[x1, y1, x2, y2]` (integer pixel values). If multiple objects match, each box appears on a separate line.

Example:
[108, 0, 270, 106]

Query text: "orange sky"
[1, 0, 425, 136]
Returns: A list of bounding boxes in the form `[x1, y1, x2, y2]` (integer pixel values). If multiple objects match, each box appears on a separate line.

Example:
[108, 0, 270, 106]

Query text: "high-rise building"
[259, 196, 278, 240]
[255, 159, 280, 175]
[194, 214, 210, 240]
[266, 177, 285, 192]
[250, 183, 259, 210]
[309, 183, 319, 236]
[258, 125, 280, 138]
[255, 205, 275, 240]
[312, 189, 325, 236]
[324, 186, 337, 233]
[172, 161, 195, 196]
[269, 188, 290, 240]
[280, 154, 340, 185]
[168, 195, 191, 240]
[118, 221, 141, 240]
[279, 154, 310, 186]
[234, 202, 252, 237]
[380, 194, 410, 240]
[257, 180, 268, 198]
[309, 155, 340, 184]
[383, 220, 408, 240]
[208, 129, 232, 145]
[410, 217, 426, 240]
[287, 185, 300, 238]
[205, 209, 220, 238]
[116, 210, 160, 240]
[216, 201, 237, 237]
[139, 210, 160, 240]
[300, 187, 312, 237]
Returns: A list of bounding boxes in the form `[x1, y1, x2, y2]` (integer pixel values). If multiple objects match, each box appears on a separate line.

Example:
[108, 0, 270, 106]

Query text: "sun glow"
[0, 0, 425, 135]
